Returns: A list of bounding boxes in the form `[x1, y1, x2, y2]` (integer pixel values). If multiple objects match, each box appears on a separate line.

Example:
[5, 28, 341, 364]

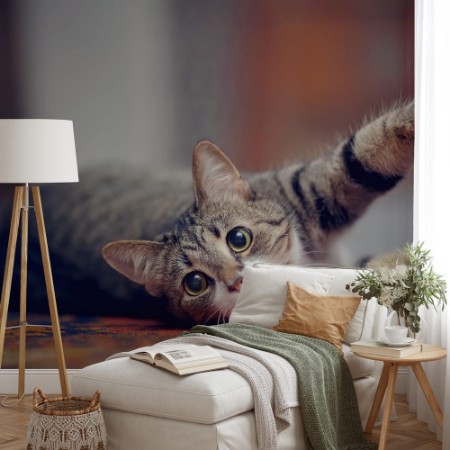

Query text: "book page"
[154, 345, 224, 368]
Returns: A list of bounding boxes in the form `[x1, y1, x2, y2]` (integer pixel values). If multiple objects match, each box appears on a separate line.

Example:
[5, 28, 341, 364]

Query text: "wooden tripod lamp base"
[0, 119, 78, 399]
[0, 185, 70, 398]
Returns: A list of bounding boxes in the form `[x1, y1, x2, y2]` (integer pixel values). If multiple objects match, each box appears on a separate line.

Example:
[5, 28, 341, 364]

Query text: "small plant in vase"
[346, 242, 447, 335]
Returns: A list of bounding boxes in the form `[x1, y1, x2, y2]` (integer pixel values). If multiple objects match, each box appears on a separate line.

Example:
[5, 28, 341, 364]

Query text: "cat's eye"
[226, 227, 253, 253]
[183, 271, 208, 296]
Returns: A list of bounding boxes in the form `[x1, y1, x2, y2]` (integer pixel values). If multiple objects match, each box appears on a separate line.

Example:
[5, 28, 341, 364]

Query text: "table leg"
[411, 362, 444, 428]
[378, 363, 398, 450]
[365, 362, 390, 433]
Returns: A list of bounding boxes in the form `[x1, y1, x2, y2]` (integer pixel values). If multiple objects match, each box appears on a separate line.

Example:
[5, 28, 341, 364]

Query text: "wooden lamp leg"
[0, 185, 69, 398]
[0, 187, 22, 374]
[32, 186, 69, 397]
[18, 186, 29, 397]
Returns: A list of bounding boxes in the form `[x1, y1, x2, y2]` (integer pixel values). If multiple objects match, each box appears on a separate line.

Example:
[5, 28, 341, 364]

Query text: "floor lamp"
[0, 120, 78, 398]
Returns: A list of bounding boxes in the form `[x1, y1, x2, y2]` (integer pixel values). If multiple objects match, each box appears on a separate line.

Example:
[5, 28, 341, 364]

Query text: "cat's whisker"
[202, 309, 221, 326]
[301, 250, 333, 258]
[202, 313, 213, 326]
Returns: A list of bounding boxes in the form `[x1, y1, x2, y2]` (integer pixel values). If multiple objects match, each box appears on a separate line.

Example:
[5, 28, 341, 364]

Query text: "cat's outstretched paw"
[359, 100, 415, 175]
[393, 100, 414, 143]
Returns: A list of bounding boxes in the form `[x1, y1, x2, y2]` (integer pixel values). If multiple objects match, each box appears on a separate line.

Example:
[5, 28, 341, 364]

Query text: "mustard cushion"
[273, 282, 360, 351]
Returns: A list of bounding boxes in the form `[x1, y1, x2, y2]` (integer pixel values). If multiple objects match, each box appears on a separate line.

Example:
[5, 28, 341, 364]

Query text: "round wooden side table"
[353, 343, 447, 450]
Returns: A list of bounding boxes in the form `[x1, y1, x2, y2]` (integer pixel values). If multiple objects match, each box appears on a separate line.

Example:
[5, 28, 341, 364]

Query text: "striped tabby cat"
[102, 101, 414, 324]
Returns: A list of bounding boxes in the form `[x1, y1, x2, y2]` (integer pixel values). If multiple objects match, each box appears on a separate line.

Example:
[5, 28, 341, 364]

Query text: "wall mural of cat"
[100, 101, 414, 325]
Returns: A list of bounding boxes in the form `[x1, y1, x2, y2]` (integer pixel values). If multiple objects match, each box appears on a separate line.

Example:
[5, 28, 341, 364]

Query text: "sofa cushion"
[71, 351, 301, 425]
[229, 264, 377, 345]
[229, 264, 333, 328]
[71, 342, 376, 427]
[71, 357, 254, 424]
[273, 282, 360, 351]
[302, 267, 378, 344]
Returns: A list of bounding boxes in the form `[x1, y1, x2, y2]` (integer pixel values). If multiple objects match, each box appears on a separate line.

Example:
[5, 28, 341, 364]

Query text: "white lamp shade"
[0, 119, 79, 183]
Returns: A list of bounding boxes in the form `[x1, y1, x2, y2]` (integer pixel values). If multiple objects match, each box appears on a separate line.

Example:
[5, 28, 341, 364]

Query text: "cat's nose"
[228, 276, 243, 293]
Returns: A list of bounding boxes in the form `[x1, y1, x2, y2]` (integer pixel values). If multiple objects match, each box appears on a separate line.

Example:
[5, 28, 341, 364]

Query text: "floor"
[2, 313, 185, 369]
[0, 394, 442, 450]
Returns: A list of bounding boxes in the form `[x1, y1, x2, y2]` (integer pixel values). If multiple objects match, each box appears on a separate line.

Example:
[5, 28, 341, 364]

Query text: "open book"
[130, 344, 229, 375]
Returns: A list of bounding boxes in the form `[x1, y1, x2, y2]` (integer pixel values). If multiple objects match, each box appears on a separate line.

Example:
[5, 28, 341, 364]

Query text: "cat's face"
[103, 141, 300, 324]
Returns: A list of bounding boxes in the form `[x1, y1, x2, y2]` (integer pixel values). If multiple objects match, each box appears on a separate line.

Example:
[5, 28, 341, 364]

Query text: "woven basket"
[27, 388, 107, 450]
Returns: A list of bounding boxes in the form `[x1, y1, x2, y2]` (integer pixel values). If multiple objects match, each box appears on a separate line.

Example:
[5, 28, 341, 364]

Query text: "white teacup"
[385, 325, 408, 343]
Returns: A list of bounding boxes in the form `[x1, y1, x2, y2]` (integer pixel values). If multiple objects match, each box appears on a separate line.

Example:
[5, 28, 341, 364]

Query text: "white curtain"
[411, 0, 450, 445]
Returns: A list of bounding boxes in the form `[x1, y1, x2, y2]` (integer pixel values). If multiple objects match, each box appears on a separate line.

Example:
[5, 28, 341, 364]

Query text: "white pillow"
[229, 264, 376, 345]
[298, 267, 378, 344]
[228, 263, 333, 328]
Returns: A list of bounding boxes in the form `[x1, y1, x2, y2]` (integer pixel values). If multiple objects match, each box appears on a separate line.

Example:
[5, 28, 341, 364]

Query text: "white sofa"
[71, 265, 387, 450]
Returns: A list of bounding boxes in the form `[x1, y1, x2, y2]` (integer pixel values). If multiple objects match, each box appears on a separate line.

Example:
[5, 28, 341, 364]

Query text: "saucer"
[377, 337, 417, 347]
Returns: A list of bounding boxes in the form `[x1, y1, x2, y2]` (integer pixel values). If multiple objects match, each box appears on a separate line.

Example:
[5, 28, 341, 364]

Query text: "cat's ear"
[192, 140, 253, 205]
[102, 240, 165, 297]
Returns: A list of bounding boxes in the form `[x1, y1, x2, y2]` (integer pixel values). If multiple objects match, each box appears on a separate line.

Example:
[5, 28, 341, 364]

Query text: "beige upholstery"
[71, 303, 387, 450]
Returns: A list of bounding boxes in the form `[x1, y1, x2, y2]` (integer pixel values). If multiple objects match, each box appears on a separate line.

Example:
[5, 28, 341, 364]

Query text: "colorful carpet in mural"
[2, 313, 186, 369]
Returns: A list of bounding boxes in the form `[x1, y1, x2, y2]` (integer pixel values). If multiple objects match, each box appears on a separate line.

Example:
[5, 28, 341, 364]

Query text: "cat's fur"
[102, 101, 414, 324]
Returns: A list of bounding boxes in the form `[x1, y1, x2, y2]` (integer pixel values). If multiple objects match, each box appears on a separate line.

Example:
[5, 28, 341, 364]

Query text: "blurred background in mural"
[0, 0, 413, 367]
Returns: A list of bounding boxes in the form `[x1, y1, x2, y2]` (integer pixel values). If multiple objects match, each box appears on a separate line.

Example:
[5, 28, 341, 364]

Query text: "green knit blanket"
[190, 323, 376, 450]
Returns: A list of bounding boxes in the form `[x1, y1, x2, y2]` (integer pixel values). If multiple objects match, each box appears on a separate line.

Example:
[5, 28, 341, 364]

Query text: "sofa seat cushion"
[71, 356, 267, 424]
[71, 341, 375, 425]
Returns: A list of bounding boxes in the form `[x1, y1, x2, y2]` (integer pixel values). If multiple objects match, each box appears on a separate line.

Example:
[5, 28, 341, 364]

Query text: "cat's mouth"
[227, 276, 243, 293]
[211, 281, 242, 323]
